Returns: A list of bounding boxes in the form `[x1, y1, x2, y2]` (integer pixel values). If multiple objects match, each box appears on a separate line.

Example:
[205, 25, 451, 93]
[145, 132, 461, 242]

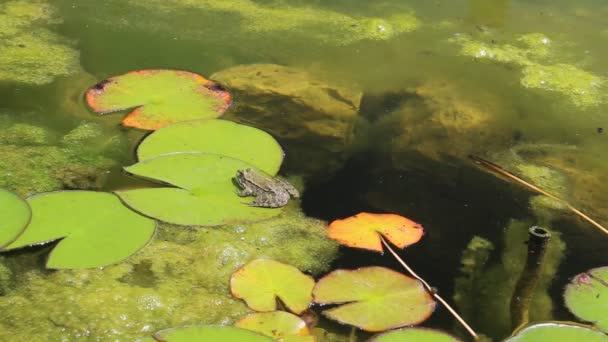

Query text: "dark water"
[1, 0, 608, 340]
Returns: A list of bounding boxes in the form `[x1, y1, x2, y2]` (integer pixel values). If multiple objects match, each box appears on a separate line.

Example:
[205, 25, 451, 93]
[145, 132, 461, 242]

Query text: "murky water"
[1, 0, 608, 340]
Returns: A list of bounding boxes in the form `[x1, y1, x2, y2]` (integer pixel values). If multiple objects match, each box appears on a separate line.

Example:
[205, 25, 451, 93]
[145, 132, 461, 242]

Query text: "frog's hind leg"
[277, 179, 300, 198]
[248, 193, 282, 208]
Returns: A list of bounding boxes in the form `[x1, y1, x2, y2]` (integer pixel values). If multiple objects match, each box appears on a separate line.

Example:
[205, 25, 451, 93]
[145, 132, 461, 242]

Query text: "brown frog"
[234, 168, 299, 208]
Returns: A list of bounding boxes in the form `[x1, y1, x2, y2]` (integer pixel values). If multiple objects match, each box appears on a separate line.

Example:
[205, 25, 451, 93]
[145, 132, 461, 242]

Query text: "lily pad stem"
[380, 237, 478, 340]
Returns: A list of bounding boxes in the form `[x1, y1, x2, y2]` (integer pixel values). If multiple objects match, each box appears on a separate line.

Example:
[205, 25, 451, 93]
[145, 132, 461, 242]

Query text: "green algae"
[0, 204, 338, 341]
[451, 33, 606, 107]
[0, 0, 80, 85]
[0, 118, 121, 197]
[120, 0, 419, 46]
[521, 63, 604, 107]
[0, 123, 50, 145]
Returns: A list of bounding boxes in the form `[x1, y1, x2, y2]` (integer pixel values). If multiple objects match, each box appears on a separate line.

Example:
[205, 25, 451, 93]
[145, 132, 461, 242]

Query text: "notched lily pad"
[313, 266, 435, 332]
[3, 191, 155, 269]
[137, 325, 273, 342]
[117, 153, 281, 226]
[564, 266, 608, 332]
[0, 188, 31, 248]
[137, 119, 284, 175]
[372, 328, 461, 342]
[231, 259, 315, 314]
[86, 69, 231, 130]
[505, 322, 608, 342]
[235, 311, 315, 342]
[328, 212, 424, 252]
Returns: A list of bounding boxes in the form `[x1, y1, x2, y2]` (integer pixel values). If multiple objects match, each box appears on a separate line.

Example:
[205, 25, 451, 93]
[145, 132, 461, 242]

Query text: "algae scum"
[1, 0, 608, 340]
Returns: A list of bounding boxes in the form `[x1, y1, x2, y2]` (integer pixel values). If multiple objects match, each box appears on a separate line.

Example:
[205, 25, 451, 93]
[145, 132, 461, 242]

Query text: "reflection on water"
[1, 0, 608, 340]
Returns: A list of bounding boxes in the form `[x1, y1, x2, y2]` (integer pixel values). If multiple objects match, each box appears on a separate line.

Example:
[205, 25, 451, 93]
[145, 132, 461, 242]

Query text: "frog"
[234, 168, 300, 208]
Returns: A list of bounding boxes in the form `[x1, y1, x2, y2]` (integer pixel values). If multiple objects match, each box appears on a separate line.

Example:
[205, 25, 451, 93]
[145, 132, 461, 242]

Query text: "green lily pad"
[372, 328, 461, 342]
[137, 325, 273, 342]
[231, 259, 315, 314]
[86, 69, 231, 130]
[0, 188, 30, 248]
[117, 153, 281, 226]
[4, 191, 155, 269]
[137, 119, 284, 175]
[313, 266, 435, 332]
[564, 267, 608, 332]
[505, 322, 608, 342]
[235, 311, 315, 342]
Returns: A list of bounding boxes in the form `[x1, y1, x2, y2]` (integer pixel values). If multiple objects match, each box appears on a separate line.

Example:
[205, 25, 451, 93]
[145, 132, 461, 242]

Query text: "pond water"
[1, 0, 608, 340]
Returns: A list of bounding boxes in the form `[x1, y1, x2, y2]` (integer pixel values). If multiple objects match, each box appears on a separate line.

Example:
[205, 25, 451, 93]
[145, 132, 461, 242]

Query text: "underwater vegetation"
[454, 220, 565, 337]
[451, 33, 605, 107]
[0, 0, 79, 85]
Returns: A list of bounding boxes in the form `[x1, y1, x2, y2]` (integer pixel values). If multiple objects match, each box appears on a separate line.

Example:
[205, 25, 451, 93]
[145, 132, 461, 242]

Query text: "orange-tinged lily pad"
[313, 266, 436, 332]
[328, 212, 423, 252]
[230, 259, 315, 314]
[235, 311, 315, 342]
[86, 69, 230, 130]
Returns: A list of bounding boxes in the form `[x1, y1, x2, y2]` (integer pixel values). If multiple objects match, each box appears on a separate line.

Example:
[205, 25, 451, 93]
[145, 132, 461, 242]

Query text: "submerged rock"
[369, 78, 512, 165]
[211, 64, 362, 174]
[0, 204, 338, 341]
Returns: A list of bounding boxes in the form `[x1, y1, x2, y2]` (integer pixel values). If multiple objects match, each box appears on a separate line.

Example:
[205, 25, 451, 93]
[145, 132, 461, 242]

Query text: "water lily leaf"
[505, 322, 608, 342]
[372, 328, 461, 342]
[313, 266, 435, 332]
[564, 267, 608, 332]
[231, 259, 315, 314]
[137, 119, 284, 175]
[0, 188, 30, 248]
[137, 325, 273, 342]
[328, 212, 424, 252]
[86, 69, 231, 130]
[117, 153, 280, 226]
[4, 191, 155, 269]
[235, 311, 315, 342]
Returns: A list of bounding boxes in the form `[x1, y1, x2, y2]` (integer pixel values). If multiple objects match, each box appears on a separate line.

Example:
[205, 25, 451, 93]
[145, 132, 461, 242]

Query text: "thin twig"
[469, 155, 608, 235]
[381, 237, 478, 339]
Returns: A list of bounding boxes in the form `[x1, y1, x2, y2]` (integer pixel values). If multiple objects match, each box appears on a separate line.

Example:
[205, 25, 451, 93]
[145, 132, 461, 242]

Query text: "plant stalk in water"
[469, 155, 608, 236]
[380, 237, 478, 339]
[510, 226, 552, 331]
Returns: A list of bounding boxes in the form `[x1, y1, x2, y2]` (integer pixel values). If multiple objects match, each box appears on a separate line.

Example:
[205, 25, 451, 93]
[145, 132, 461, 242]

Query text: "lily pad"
[235, 311, 315, 342]
[231, 259, 315, 314]
[0, 188, 30, 248]
[137, 119, 284, 175]
[85, 69, 231, 130]
[372, 328, 461, 342]
[313, 266, 435, 332]
[3, 191, 155, 269]
[564, 267, 608, 332]
[137, 325, 273, 342]
[505, 322, 608, 342]
[117, 153, 281, 226]
[328, 212, 424, 252]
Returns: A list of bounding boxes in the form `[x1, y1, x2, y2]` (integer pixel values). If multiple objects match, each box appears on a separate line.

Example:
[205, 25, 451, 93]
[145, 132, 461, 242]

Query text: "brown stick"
[510, 226, 552, 331]
[469, 155, 608, 235]
[381, 237, 478, 339]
